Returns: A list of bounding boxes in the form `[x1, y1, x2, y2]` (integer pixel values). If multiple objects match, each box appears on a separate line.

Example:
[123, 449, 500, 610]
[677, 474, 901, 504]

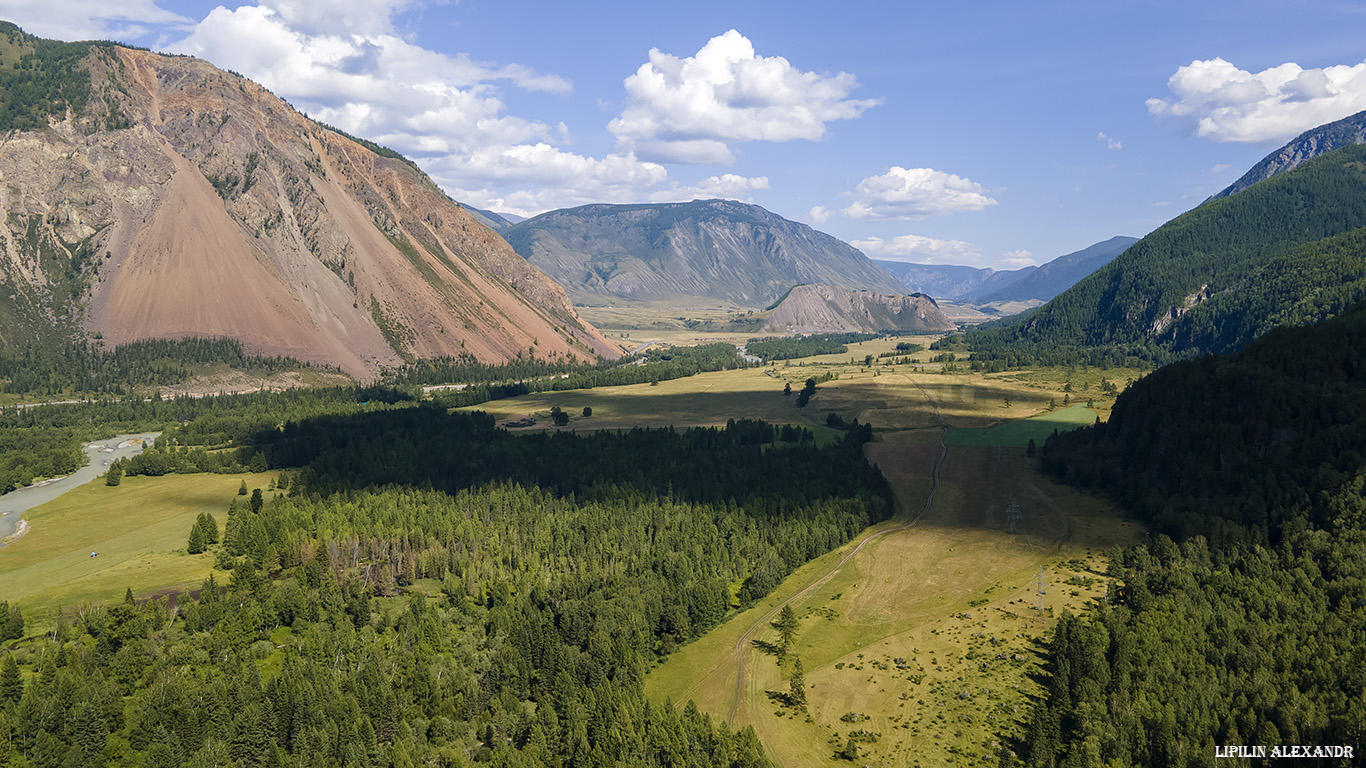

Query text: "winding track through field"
[723, 379, 950, 727]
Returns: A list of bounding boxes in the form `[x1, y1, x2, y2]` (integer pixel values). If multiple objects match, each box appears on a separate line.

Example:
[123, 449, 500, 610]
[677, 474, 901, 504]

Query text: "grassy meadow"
[647, 430, 1143, 767]
[0, 329, 1146, 764]
[0, 472, 275, 631]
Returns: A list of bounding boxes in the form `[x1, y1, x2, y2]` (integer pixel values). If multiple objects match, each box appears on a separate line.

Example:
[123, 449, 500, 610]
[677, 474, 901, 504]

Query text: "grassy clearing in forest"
[0, 472, 275, 632]
[644, 352, 1144, 766]
[945, 403, 1099, 448]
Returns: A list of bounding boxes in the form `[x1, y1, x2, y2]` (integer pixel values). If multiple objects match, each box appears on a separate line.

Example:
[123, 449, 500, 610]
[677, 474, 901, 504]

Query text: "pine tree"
[789, 656, 807, 710]
[773, 604, 799, 654]
[187, 520, 207, 555]
[3, 604, 22, 641]
[32, 729, 65, 768]
[0, 653, 22, 703]
[105, 462, 122, 486]
[840, 735, 859, 761]
[198, 512, 220, 545]
[65, 699, 109, 766]
[238, 479, 248, 496]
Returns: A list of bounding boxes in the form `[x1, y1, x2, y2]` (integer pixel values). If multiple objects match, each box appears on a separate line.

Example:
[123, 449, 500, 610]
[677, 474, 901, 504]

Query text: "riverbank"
[0, 433, 159, 545]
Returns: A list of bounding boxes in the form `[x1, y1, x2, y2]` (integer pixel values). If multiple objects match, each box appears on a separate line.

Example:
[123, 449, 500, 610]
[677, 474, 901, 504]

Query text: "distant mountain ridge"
[974, 236, 1137, 304]
[873, 261, 1032, 302]
[759, 283, 954, 334]
[872, 236, 1135, 307]
[1212, 109, 1366, 200]
[0, 23, 618, 377]
[503, 199, 904, 307]
[967, 140, 1366, 360]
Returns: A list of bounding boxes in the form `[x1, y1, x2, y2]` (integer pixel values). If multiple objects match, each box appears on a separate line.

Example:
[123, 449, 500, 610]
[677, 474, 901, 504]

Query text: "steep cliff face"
[504, 200, 904, 307]
[0, 32, 617, 378]
[760, 283, 954, 333]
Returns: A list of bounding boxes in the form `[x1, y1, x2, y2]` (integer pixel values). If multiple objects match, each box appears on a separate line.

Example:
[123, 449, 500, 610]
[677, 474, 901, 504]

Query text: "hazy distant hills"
[872, 235, 1136, 308]
[1211, 109, 1366, 200]
[759, 283, 954, 334]
[0, 23, 618, 377]
[873, 262, 1033, 302]
[503, 200, 904, 307]
[970, 140, 1366, 359]
[974, 236, 1137, 304]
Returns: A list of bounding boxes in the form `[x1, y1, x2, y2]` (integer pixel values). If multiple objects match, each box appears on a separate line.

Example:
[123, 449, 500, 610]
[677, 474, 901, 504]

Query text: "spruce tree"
[198, 512, 220, 545]
[773, 604, 799, 654]
[3, 604, 21, 641]
[789, 656, 807, 709]
[0, 653, 22, 703]
[187, 520, 207, 555]
[105, 462, 122, 486]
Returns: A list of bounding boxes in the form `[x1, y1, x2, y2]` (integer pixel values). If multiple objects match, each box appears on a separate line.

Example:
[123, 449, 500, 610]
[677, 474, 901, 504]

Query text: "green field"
[0, 333, 1146, 764]
[647, 427, 1143, 767]
[0, 472, 274, 630]
[945, 403, 1098, 447]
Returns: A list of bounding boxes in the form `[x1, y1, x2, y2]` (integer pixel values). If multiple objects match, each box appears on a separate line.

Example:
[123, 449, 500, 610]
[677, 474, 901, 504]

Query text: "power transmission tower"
[1006, 497, 1021, 534]
[1034, 567, 1047, 617]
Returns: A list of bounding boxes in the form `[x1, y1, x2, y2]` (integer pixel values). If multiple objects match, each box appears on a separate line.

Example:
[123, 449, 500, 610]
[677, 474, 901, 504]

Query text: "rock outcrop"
[760, 283, 954, 333]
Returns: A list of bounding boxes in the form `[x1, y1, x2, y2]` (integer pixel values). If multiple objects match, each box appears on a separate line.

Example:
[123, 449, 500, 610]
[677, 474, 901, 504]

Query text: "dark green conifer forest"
[1012, 303, 1366, 767]
[0, 409, 890, 767]
[952, 144, 1366, 370]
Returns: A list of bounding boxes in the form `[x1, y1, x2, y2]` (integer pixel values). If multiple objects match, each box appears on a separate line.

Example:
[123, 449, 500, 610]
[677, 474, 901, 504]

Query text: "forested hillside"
[963, 143, 1366, 365]
[1012, 303, 1366, 766]
[0, 408, 890, 766]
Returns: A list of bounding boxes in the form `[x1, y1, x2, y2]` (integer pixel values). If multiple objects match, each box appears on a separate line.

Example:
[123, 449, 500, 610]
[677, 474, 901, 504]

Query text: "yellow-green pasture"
[457, 336, 1139, 443]
[0, 472, 273, 632]
[648, 429, 1142, 767]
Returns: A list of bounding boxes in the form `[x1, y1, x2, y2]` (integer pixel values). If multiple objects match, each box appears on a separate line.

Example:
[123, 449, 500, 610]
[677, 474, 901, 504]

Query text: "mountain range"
[872, 262, 1032, 303]
[873, 236, 1137, 307]
[0, 24, 617, 379]
[501, 199, 905, 307]
[969, 133, 1366, 360]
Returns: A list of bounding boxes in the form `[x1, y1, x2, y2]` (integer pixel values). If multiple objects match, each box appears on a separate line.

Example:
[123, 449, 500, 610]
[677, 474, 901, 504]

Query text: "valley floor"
[642, 360, 1143, 767]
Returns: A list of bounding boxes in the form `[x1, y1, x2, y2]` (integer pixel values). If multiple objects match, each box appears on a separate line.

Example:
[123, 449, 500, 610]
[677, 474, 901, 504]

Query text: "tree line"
[1010, 301, 1366, 766]
[0, 414, 891, 767]
[0, 337, 311, 397]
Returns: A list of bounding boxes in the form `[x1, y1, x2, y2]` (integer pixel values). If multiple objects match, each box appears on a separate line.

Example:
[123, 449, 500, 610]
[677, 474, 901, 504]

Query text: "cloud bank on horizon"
[0, 1, 1364, 269]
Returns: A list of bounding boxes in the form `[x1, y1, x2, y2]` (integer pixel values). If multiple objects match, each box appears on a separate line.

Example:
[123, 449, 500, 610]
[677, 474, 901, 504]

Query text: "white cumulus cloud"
[165, 2, 687, 216]
[1097, 131, 1122, 150]
[609, 29, 880, 164]
[648, 174, 770, 203]
[1146, 57, 1366, 143]
[850, 235, 982, 264]
[806, 206, 831, 225]
[0, 0, 191, 42]
[842, 167, 998, 221]
[1001, 249, 1035, 267]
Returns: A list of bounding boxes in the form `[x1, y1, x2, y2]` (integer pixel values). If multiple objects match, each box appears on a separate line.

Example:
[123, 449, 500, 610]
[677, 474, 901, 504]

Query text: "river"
[0, 432, 160, 545]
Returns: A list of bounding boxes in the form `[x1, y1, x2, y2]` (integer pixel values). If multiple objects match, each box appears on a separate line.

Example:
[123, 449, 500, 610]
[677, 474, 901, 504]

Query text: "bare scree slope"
[0, 31, 618, 377]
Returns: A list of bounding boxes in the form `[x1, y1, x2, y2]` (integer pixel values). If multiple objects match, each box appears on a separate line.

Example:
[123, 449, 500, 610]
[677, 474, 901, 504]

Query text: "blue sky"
[3, 0, 1365, 269]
